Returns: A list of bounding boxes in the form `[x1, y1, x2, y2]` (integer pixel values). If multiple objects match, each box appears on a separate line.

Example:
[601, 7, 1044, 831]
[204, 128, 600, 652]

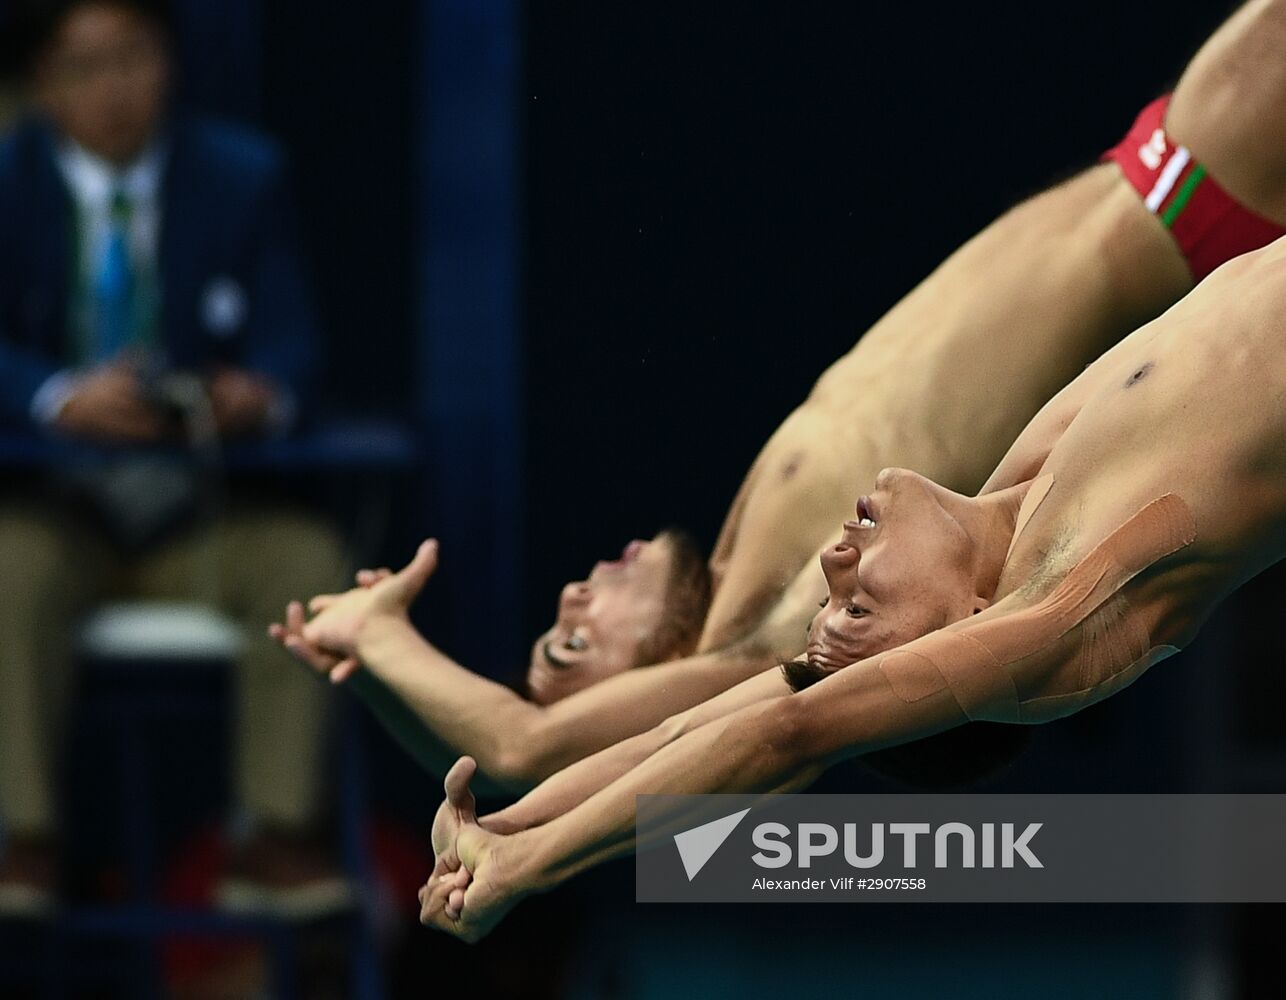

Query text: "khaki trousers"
[0, 497, 346, 837]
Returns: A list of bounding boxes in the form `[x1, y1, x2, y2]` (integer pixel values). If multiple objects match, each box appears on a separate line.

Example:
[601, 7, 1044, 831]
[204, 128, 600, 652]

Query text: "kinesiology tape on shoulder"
[875, 492, 1196, 723]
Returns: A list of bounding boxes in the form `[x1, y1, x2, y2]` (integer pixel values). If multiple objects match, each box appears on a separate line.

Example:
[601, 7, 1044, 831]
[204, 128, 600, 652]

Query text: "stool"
[55, 599, 384, 999]
[78, 601, 243, 903]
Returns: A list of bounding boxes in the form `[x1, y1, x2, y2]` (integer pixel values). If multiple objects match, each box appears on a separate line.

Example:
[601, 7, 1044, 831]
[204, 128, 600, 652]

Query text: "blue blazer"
[0, 115, 320, 428]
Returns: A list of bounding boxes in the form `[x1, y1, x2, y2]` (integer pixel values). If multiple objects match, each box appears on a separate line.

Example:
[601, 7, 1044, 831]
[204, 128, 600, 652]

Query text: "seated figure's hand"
[208, 365, 279, 437]
[301, 539, 439, 662]
[55, 364, 165, 443]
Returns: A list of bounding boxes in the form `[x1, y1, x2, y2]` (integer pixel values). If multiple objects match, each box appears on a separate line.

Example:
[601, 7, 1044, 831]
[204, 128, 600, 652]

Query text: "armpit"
[875, 493, 1197, 724]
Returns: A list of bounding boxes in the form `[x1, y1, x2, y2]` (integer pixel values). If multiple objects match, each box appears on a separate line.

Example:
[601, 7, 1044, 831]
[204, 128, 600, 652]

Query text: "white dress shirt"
[30, 138, 166, 425]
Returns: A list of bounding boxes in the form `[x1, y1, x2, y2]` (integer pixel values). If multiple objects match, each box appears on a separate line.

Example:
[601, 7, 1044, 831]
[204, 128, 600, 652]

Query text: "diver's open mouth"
[856, 495, 878, 528]
[541, 639, 579, 670]
[595, 538, 647, 574]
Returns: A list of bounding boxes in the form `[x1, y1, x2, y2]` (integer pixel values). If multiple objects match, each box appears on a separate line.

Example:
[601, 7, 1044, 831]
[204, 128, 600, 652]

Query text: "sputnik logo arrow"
[673, 808, 751, 881]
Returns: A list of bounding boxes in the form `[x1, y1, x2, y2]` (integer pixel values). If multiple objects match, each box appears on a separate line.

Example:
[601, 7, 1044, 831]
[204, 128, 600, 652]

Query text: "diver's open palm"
[431, 756, 479, 874]
[303, 539, 439, 656]
[420, 822, 524, 943]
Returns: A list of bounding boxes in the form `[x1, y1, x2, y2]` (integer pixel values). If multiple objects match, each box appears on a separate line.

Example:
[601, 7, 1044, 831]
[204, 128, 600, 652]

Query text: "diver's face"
[36, 4, 170, 165]
[526, 535, 679, 705]
[806, 468, 979, 670]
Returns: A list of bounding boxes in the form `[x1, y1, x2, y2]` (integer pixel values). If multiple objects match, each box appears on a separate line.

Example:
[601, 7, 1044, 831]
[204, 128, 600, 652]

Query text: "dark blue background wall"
[8, 1, 1281, 990]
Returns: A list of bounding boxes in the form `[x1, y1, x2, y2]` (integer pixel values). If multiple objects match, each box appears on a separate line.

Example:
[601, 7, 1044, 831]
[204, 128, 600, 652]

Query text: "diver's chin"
[526, 664, 580, 706]
[804, 643, 856, 672]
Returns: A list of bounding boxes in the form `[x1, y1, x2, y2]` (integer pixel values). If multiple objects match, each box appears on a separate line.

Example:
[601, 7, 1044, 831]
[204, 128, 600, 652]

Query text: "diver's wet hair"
[634, 527, 713, 667]
[780, 656, 834, 693]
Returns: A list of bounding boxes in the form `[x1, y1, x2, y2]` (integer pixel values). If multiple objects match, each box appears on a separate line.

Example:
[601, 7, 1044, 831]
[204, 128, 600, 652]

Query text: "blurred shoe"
[168, 941, 269, 1000]
[217, 829, 354, 921]
[0, 836, 59, 919]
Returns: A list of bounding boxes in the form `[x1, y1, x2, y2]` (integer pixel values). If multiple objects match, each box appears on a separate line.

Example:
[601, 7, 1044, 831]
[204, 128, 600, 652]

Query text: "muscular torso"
[995, 240, 1286, 642]
[703, 0, 1286, 657]
[702, 164, 1189, 653]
